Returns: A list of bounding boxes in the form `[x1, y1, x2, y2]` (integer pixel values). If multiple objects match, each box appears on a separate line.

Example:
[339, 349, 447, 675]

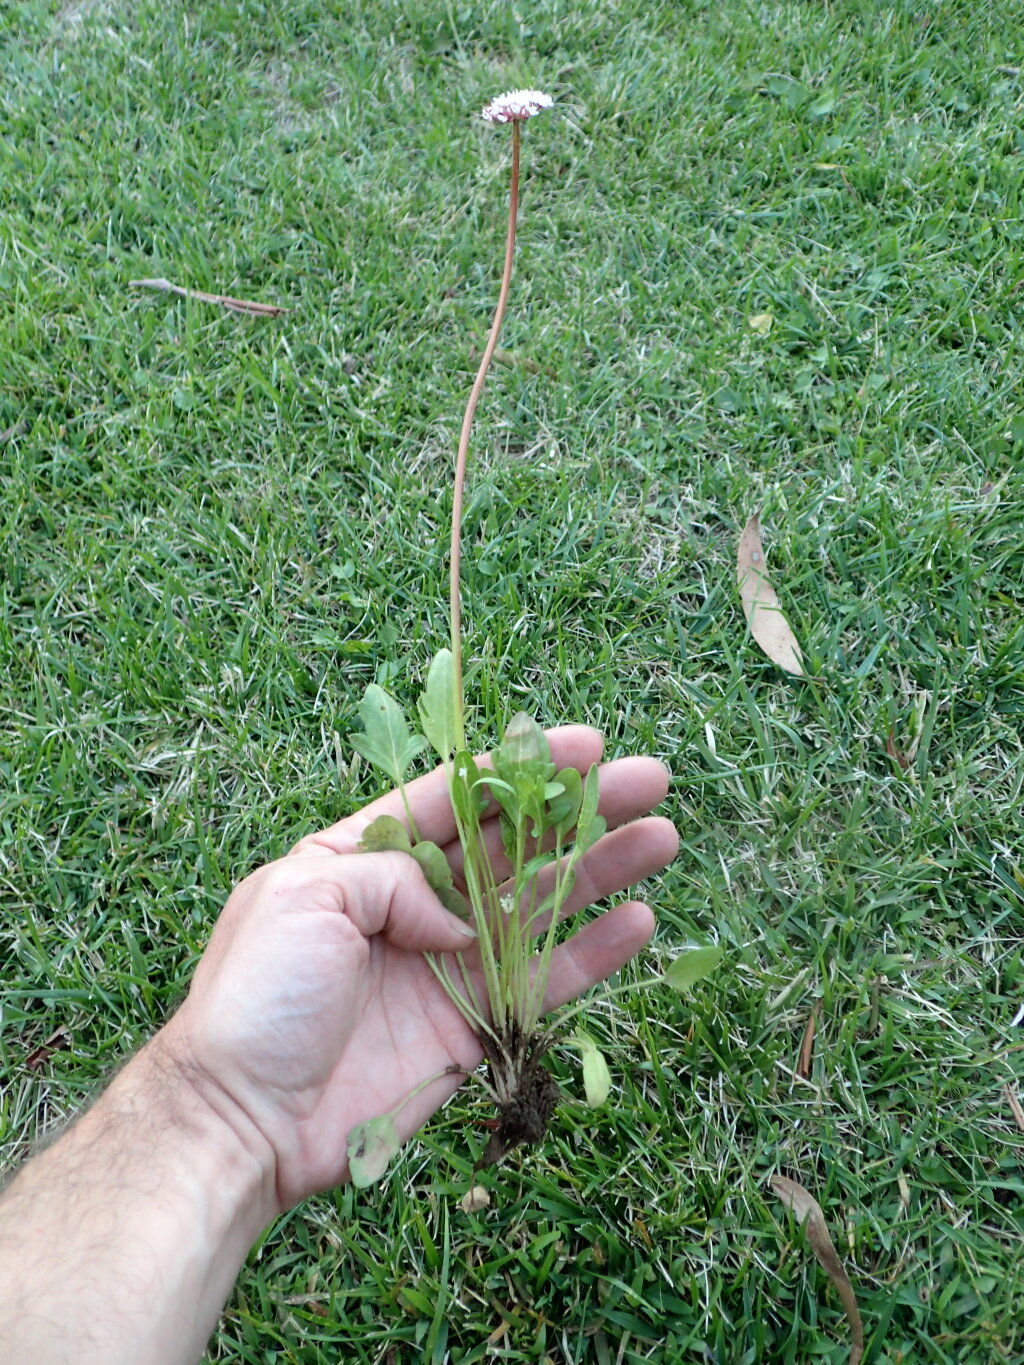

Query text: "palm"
[178, 728, 678, 1211]
[281, 940, 483, 1200]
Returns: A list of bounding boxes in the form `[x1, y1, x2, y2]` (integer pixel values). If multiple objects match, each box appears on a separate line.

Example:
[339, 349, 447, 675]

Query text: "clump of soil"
[477, 1021, 560, 1168]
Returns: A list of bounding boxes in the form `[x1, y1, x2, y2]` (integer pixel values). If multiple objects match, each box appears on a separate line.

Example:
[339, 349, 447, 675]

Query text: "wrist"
[124, 1023, 281, 1232]
[0, 1029, 279, 1365]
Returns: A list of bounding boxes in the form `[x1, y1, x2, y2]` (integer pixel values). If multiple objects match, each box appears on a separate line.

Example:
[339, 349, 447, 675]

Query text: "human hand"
[163, 726, 678, 1214]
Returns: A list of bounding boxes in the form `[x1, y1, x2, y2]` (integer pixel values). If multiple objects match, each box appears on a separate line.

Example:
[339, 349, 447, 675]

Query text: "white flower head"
[480, 89, 553, 124]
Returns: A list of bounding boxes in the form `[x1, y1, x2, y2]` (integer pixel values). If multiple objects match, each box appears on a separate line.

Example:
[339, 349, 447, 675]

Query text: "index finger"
[290, 724, 605, 857]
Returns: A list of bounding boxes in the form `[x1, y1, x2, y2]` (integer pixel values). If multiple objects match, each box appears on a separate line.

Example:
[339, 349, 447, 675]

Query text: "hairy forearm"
[0, 1031, 277, 1365]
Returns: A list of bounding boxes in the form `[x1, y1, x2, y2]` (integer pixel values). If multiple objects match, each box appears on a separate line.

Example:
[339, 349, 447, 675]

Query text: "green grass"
[3, 0, 1024, 1359]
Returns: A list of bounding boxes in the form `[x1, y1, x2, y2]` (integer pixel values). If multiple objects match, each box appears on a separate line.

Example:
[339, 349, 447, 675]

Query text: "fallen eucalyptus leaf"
[664, 945, 723, 992]
[771, 1174, 864, 1365]
[24, 1026, 72, 1072]
[737, 514, 804, 676]
[347, 1114, 400, 1188]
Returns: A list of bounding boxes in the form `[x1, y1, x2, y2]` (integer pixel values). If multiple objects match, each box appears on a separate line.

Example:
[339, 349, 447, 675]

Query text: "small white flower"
[480, 89, 553, 124]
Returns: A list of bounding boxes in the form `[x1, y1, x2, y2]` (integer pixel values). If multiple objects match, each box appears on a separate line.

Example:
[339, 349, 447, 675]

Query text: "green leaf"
[522, 850, 558, 882]
[350, 685, 427, 785]
[572, 765, 606, 856]
[357, 814, 412, 854]
[492, 713, 554, 788]
[410, 840, 470, 919]
[450, 751, 490, 834]
[409, 838, 449, 886]
[358, 820, 470, 917]
[547, 766, 582, 838]
[498, 808, 518, 863]
[536, 867, 575, 919]
[347, 1114, 400, 1187]
[476, 770, 517, 825]
[582, 1046, 612, 1108]
[490, 715, 559, 840]
[664, 945, 723, 991]
[418, 649, 461, 760]
[571, 1029, 612, 1107]
[434, 882, 472, 919]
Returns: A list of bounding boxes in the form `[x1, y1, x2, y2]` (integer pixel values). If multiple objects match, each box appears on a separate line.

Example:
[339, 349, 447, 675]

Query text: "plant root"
[476, 1021, 560, 1168]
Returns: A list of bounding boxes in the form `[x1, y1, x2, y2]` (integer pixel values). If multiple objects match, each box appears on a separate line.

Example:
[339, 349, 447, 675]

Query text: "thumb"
[275, 850, 477, 953]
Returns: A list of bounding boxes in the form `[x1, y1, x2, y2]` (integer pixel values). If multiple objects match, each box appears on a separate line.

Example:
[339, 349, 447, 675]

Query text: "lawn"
[2, 0, 1023, 1360]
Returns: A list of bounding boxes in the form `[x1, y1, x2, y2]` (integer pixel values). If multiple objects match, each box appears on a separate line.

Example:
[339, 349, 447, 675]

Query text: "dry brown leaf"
[771, 1174, 864, 1365]
[128, 277, 289, 316]
[885, 729, 911, 770]
[25, 1026, 71, 1071]
[897, 1174, 910, 1210]
[487, 1319, 510, 1346]
[459, 1184, 491, 1213]
[797, 1004, 819, 1079]
[1004, 1085, 1024, 1134]
[737, 514, 804, 676]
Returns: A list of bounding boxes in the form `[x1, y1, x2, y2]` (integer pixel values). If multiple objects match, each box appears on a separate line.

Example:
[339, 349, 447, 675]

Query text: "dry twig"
[128, 277, 289, 316]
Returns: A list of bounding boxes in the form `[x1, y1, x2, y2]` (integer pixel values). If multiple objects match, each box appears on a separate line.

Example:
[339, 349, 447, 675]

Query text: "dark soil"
[477, 1021, 560, 1168]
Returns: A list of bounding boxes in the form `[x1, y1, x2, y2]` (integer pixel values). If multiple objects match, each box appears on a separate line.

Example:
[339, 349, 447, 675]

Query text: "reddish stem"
[449, 120, 521, 746]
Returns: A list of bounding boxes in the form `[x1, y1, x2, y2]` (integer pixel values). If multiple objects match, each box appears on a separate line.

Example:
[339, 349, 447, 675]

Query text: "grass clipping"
[771, 1175, 864, 1365]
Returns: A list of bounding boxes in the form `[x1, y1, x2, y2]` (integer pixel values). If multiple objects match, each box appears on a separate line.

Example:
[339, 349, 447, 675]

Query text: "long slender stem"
[449, 120, 522, 747]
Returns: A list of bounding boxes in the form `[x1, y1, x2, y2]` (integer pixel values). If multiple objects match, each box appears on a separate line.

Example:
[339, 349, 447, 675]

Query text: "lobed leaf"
[350, 684, 427, 785]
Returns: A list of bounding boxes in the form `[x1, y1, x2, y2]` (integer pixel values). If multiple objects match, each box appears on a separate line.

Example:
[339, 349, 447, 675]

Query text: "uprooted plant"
[345, 90, 719, 1186]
